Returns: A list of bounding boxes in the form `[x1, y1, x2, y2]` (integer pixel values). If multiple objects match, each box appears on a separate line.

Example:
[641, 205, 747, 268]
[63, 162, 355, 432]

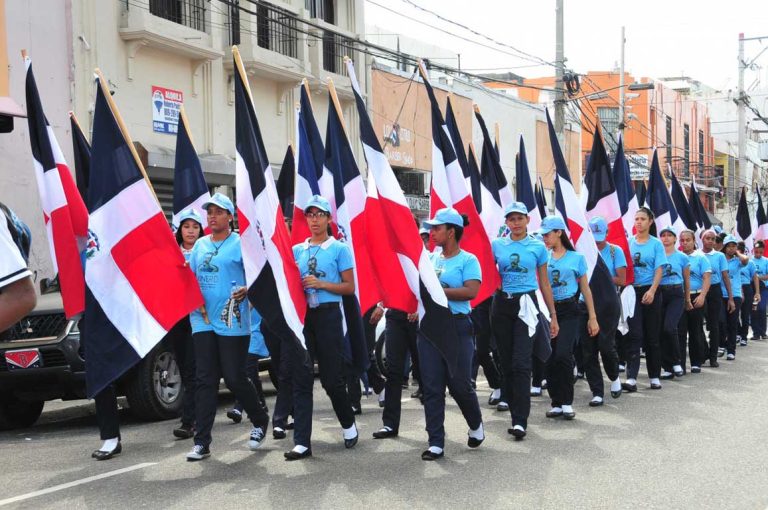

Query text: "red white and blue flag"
[583, 125, 634, 285]
[688, 175, 712, 230]
[475, 109, 513, 209]
[418, 62, 500, 306]
[515, 136, 542, 231]
[735, 187, 754, 251]
[612, 135, 639, 237]
[24, 55, 88, 319]
[171, 108, 210, 232]
[646, 150, 680, 232]
[84, 73, 203, 398]
[669, 170, 697, 231]
[445, 96, 481, 211]
[754, 185, 768, 243]
[474, 109, 508, 239]
[233, 49, 307, 351]
[347, 59, 460, 374]
[276, 146, 295, 219]
[535, 177, 548, 222]
[69, 113, 91, 202]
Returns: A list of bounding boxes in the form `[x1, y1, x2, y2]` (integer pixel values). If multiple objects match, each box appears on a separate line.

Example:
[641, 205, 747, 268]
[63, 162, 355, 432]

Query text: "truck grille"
[3, 313, 69, 341]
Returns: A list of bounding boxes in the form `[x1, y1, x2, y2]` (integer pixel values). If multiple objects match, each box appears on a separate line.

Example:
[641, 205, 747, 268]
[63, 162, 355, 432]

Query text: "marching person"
[491, 202, 557, 439]
[168, 209, 203, 440]
[584, 216, 624, 406]
[540, 216, 599, 420]
[736, 243, 759, 347]
[185, 193, 270, 461]
[287, 195, 358, 460]
[721, 236, 748, 360]
[701, 229, 730, 367]
[750, 241, 768, 340]
[418, 207, 484, 460]
[658, 226, 689, 379]
[0, 202, 36, 331]
[678, 229, 711, 373]
[624, 207, 667, 391]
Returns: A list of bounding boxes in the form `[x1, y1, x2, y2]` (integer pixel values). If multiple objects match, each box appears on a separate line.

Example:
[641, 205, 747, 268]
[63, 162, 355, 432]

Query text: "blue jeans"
[418, 316, 482, 449]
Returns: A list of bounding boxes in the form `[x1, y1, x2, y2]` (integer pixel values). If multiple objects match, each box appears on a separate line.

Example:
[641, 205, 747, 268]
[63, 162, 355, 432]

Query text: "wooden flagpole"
[326, 78, 350, 141]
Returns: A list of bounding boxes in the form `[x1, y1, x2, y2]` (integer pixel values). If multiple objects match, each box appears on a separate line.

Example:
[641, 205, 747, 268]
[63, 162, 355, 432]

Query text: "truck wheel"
[124, 343, 183, 421]
[0, 394, 44, 430]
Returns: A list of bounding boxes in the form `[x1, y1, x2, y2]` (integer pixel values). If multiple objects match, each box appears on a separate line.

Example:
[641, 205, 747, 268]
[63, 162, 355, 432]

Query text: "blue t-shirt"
[629, 236, 668, 287]
[599, 243, 627, 278]
[704, 250, 727, 285]
[754, 256, 768, 286]
[721, 256, 744, 299]
[430, 249, 482, 315]
[293, 238, 354, 304]
[492, 235, 548, 293]
[547, 250, 587, 301]
[740, 260, 757, 286]
[249, 308, 269, 357]
[661, 250, 690, 286]
[687, 251, 712, 292]
[189, 233, 250, 336]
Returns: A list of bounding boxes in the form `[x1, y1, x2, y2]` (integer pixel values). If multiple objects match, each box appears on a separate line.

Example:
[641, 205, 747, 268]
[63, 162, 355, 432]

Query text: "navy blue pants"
[751, 286, 768, 337]
[418, 316, 482, 449]
[381, 309, 419, 432]
[546, 300, 580, 407]
[739, 284, 754, 338]
[263, 325, 294, 429]
[723, 297, 742, 355]
[167, 317, 196, 428]
[660, 285, 685, 371]
[705, 289, 723, 362]
[627, 285, 663, 380]
[678, 297, 706, 369]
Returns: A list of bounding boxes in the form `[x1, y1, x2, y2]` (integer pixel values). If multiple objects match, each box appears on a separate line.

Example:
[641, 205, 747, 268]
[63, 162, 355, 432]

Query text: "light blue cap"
[202, 193, 235, 215]
[659, 225, 677, 237]
[588, 216, 608, 242]
[503, 201, 528, 217]
[713, 225, 724, 234]
[423, 207, 463, 228]
[304, 194, 331, 214]
[722, 235, 739, 246]
[419, 227, 430, 236]
[539, 215, 567, 234]
[177, 208, 203, 226]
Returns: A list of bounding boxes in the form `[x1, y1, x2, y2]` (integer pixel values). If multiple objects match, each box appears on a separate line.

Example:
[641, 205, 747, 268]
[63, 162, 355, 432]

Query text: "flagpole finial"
[20, 49, 28, 59]
[473, 104, 481, 114]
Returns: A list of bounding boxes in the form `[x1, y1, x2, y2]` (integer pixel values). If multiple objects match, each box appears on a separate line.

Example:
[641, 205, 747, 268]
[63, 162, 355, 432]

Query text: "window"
[256, 2, 299, 58]
[306, 0, 335, 22]
[665, 116, 672, 168]
[698, 129, 705, 178]
[395, 170, 425, 196]
[683, 123, 690, 177]
[597, 107, 619, 152]
[149, 0, 206, 31]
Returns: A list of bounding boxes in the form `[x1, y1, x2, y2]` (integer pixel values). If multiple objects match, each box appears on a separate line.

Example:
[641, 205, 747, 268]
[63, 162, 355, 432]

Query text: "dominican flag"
[612, 135, 639, 237]
[84, 74, 203, 398]
[171, 107, 210, 232]
[418, 62, 500, 305]
[445, 96, 481, 210]
[535, 177, 548, 220]
[689, 175, 712, 230]
[646, 150, 679, 232]
[547, 109, 620, 333]
[669, 171, 697, 231]
[232, 48, 307, 351]
[635, 181, 647, 210]
[583, 126, 634, 285]
[516, 136, 541, 230]
[735, 187, 754, 251]
[754, 185, 768, 242]
[277, 146, 295, 219]
[70, 113, 91, 202]
[292, 85, 327, 244]
[24, 55, 88, 319]
[348, 59, 460, 374]
[475, 109, 514, 208]
[474, 110, 507, 239]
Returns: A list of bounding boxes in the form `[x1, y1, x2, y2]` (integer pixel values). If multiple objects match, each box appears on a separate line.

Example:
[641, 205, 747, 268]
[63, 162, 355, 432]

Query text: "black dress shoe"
[621, 382, 638, 393]
[372, 428, 398, 439]
[421, 449, 444, 461]
[488, 395, 501, 406]
[710, 360, 720, 368]
[285, 421, 295, 430]
[467, 435, 484, 448]
[674, 370, 684, 377]
[589, 398, 604, 407]
[546, 409, 563, 418]
[284, 448, 312, 461]
[650, 382, 662, 390]
[508, 426, 526, 439]
[92, 442, 122, 461]
[173, 424, 195, 440]
[563, 410, 576, 420]
[344, 434, 359, 449]
[273, 428, 287, 440]
[660, 372, 674, 380]
[690, 366, 702, 374]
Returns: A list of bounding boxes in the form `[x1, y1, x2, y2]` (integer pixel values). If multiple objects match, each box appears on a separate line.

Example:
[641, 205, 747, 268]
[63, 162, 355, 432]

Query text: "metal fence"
[149, 0, 207, 32]
[256, 2, 299, 59]
[323, 30, 354, 76]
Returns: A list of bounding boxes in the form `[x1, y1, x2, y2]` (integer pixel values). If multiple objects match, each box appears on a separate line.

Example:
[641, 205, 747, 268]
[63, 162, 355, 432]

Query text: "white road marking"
[0, 462, 157, 507]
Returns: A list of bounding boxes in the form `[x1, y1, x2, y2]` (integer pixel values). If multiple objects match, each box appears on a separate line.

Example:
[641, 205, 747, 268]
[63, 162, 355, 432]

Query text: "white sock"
[610, 378, 622, 392]
[343, 423, 358, 440]
[490, 388, 501, 400]
[378, 389, 386, 402]
[530, 386, 541, 393]
[291, 445, 309, 454]
[591, 396, 604, 403]
[428, 446, 443, 454]
[273, 427, 285, 433]
[673, 365, 683, 372]
[379, 426, 393, 432]
[468, 423, 484, 439]
[100, 437, 118, 452]
[550, 406, 563, 412]
[626, 378, 637, 386]
[541, 379, 547, 387]
[562, 404, 574, 413]
[650, 378, 661, 385]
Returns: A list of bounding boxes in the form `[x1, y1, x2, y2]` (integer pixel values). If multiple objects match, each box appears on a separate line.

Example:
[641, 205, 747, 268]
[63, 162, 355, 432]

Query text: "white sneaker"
[248, 427, 266, 450]
[530, 386, 542, 397]
[726, 353, 735, 360]
[186, 444, 210, 461]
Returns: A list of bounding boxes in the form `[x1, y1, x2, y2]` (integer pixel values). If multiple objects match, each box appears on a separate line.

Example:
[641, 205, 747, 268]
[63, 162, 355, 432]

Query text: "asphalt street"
[2, 342, 768, 509]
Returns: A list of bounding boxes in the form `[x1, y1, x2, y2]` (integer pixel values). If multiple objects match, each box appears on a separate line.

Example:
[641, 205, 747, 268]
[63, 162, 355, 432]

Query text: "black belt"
[555, 295, 580, 304]
[661, 284, 683, 290]
[307, 302, 340, 311]
[452, 313, 470, 319]
[495, 290, 534, 300]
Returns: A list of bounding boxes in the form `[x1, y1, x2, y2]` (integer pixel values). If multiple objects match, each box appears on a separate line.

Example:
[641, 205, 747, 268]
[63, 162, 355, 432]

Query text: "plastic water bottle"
[305, 275, 319, 309]
[226, 280, 239, 328]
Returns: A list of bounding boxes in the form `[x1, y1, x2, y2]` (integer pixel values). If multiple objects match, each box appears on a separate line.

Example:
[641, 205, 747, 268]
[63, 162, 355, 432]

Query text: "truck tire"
[0, 394, 44, 430]
[124, 342, 183, 421]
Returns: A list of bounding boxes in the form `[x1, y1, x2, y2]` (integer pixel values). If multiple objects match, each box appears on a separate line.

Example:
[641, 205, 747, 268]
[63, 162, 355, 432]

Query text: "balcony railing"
[254, 2, 299, 58]
[149, 0, 206, 32]
[323, 30, 354, 76]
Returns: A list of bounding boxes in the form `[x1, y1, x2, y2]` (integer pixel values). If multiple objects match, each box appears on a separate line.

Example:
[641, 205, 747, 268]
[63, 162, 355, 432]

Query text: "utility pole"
[738, 32, 746, 202]
[619, 26, 625, 141]
[554, 0, 564, 145]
